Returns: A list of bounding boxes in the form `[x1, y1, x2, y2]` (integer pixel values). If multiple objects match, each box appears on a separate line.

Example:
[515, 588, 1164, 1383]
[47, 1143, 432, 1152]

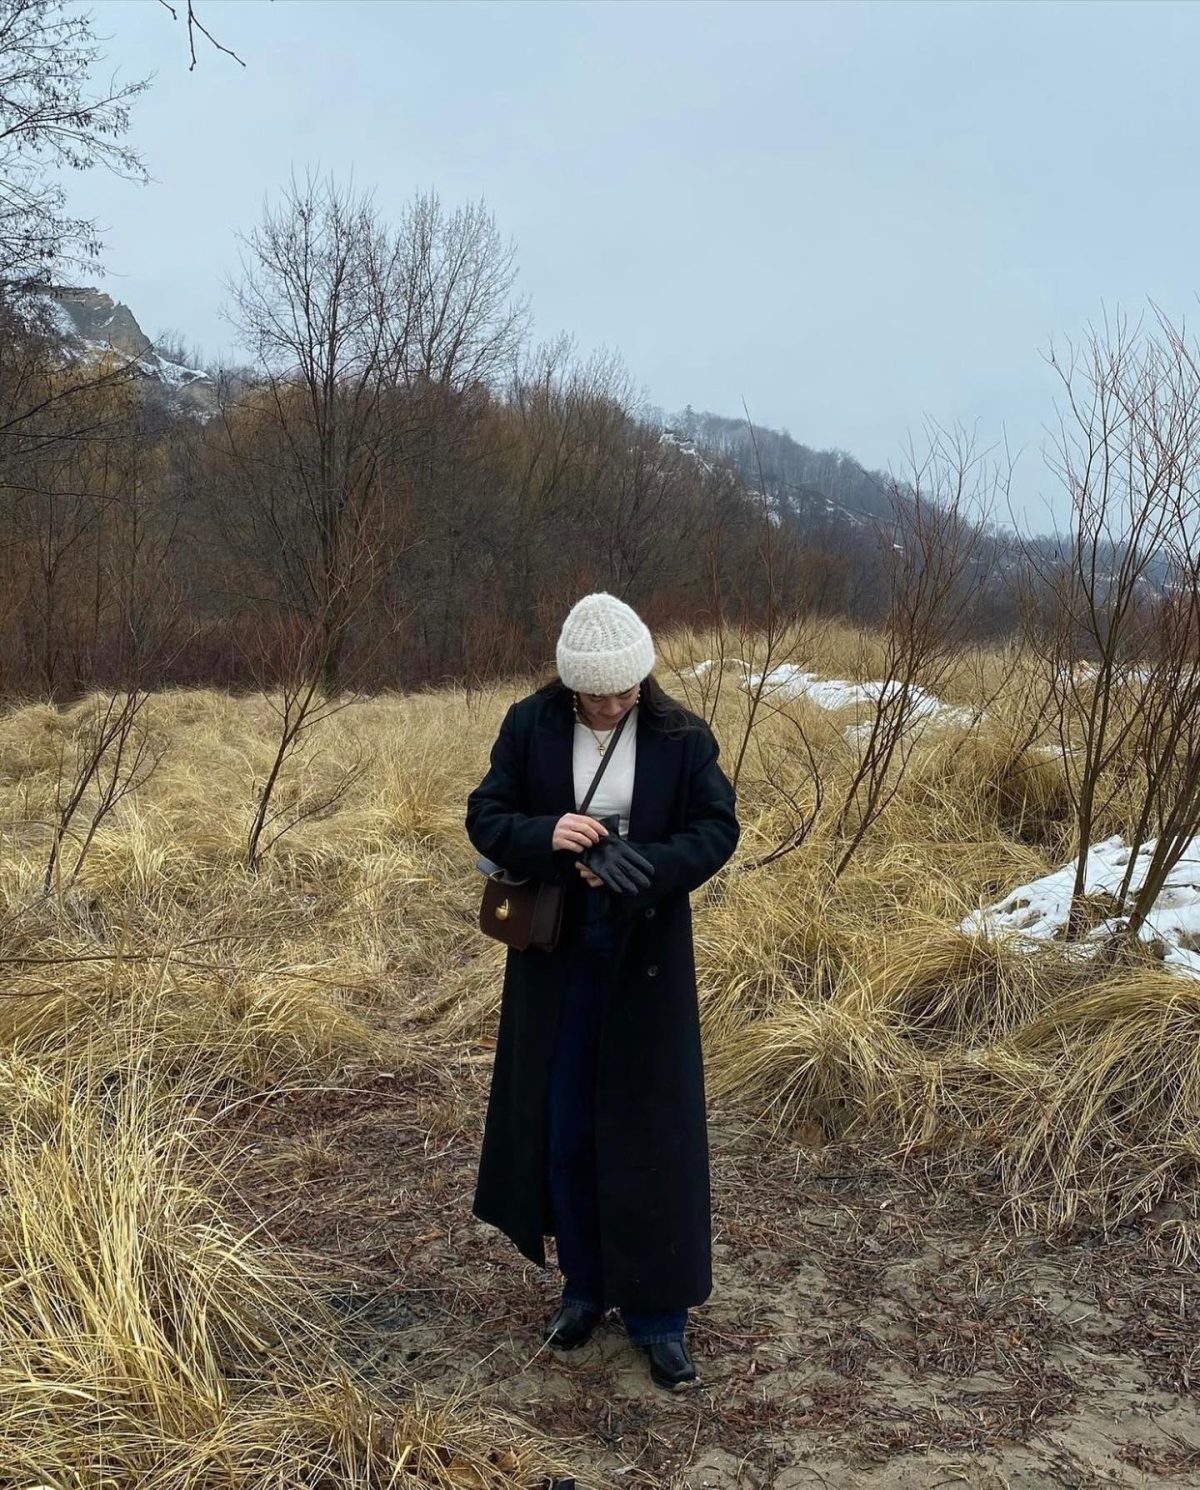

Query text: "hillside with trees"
[0, 178, 948, 698]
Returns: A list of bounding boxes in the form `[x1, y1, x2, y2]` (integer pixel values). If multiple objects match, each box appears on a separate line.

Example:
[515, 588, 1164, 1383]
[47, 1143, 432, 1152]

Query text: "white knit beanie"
[556, 592, 656, 694]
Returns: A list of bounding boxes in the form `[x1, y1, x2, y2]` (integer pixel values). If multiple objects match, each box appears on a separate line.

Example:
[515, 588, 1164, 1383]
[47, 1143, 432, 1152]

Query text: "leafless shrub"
[1025, 310, 1200, 944]
[39, 431, 185, 896]
[827, 424, 1001, 877]
[244, 620, 369, 874]
[43, 690, 164, 894]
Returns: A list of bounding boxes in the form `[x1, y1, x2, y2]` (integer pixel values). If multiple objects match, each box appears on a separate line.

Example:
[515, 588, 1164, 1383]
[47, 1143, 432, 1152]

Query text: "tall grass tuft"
[0, 1050, 556, 1486]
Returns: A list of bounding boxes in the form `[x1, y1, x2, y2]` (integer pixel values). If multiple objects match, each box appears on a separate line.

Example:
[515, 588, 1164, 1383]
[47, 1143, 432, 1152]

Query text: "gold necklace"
[575, 696, 638, 755]
[580, 717, 612, 756]
[577, 704, 616, 755]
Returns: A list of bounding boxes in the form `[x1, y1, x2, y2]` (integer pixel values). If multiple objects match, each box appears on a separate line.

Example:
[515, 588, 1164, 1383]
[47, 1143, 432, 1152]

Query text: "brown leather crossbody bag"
[478, 708, 631, 953]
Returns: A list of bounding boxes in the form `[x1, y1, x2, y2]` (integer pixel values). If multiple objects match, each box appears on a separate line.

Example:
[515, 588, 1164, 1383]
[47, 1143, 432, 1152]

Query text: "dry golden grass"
[0, 686, 560, 1487]
[1, 626, 1197, 1476]
[0, 1050, 560, 1487]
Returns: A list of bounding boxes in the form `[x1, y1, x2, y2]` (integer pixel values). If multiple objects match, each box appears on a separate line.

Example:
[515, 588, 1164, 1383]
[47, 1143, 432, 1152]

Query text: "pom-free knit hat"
[556, 592, 656, 695]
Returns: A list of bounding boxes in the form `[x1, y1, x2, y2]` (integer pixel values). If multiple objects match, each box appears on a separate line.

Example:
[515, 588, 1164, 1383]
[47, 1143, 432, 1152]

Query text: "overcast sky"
[65, 0, 1200, 528]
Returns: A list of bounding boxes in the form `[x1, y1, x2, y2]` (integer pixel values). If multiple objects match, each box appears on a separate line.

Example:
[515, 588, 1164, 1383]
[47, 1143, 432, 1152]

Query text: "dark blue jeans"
[547, 888, 688, 1346]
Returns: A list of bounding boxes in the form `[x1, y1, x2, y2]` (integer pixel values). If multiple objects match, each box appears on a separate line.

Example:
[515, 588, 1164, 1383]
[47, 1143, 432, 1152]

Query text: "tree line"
[1, 170, 1174, 703]
[0, 0, 1191, 712]
[4, 164, 956, 701]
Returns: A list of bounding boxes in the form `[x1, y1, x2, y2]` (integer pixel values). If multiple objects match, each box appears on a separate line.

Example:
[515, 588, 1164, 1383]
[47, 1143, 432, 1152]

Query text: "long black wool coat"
[465, 685, 740, 1313]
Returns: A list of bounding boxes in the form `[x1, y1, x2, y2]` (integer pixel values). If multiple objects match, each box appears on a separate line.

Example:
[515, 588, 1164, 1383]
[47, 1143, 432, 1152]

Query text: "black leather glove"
[581, 815, 656, 895]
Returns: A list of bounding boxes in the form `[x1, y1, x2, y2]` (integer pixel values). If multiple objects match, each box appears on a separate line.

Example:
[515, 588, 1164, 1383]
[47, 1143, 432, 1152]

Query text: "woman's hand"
[575, 861, 605, 888]
[552, 813, 609, 853]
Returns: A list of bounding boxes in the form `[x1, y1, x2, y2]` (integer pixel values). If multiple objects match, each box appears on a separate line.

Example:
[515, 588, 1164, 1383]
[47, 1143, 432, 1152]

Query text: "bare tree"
[0, 0, 148, 282]
[716, 419, 997, 876]
[243, 600, 375, 875]
[725, 489, 808, 797]
[43, 688, 165, 894]
[658, 411, 825, 868]
[42, 467, 184, 895]
[222, 176, 406, 693]
[826, 425, 998, 877]
[221, 175, 524, 693]
[0, 295, 146, 694]
[1117, 587, 1200, 943]
[400, 192, 528, 391]
[244, 646, 367, 874]
[1024, 310, 1200, 940]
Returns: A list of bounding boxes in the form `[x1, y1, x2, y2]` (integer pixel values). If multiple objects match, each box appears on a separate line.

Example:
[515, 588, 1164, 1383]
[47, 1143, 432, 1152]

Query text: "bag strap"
[578, 706, 633, 815]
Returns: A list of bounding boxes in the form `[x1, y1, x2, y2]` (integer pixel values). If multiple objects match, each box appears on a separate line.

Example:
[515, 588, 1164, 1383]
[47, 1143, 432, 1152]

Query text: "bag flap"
[479, 858, 532, 888]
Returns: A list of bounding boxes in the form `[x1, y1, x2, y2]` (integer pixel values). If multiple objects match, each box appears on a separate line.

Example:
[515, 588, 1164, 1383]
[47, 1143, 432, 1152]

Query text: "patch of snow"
[1058, 663, 1166, 688]
[137, 350, 209, 387]
[687, 659, 971, 727]
[660, 429, 715, 475]
[14, 290, 78, 340]
[963, 834, 1200, 978]
[683, 657, 751, 680]
[745, 664, 972, 725]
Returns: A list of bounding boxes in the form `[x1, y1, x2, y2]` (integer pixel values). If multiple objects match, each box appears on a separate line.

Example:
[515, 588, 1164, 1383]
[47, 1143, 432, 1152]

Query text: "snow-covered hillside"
[18, 286, 216, 417]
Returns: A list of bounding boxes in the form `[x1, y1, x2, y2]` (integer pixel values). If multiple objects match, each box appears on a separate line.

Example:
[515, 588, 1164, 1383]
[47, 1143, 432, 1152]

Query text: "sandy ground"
[220, 1053, 1200, 1489]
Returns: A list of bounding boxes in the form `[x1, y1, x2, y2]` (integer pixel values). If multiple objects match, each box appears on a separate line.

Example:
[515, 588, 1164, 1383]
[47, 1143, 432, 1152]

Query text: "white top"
[573, 704, 638, 837]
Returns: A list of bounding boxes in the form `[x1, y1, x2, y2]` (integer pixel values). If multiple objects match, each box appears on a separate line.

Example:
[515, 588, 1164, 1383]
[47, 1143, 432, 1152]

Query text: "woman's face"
[578, 685, 640, 728]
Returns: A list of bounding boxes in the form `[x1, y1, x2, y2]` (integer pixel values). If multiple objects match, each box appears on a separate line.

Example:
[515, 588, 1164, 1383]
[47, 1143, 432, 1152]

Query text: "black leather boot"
[543, 1302, 602, 1350]
[640, 1338, 698, 1389]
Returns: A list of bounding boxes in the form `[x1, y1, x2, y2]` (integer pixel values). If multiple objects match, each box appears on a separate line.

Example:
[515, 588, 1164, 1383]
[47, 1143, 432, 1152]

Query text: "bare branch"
[156, 0, 246, 70]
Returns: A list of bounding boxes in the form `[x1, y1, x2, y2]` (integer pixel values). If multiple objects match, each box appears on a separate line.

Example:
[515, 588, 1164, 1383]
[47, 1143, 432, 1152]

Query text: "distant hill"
[16, 285, 217, 417]
[665, 407, 1181, 633]
[11, 288, 1176, 616]
[666, 408, 894, 531]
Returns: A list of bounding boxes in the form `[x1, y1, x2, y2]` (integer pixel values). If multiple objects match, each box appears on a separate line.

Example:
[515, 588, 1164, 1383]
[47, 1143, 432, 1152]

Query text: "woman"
[465, 592, 739, 1390]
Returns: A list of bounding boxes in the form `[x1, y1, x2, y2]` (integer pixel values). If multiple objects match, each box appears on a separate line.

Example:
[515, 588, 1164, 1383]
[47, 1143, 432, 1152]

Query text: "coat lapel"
[628, 707, 670, 843]
[535, 690, 577, 816]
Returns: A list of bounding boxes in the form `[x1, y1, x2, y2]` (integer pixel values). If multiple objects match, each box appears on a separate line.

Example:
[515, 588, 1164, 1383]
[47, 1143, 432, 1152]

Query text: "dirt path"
[220, 1053, 1200, 1489]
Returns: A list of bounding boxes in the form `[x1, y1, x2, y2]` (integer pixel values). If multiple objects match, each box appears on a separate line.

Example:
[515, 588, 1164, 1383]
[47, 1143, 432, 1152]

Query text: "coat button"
[646, 964, 659, 978]
[644, 907, 656, 920]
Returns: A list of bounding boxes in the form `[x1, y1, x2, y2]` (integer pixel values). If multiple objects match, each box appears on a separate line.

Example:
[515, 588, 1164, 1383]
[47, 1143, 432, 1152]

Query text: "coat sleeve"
[466, 703, 561, 882]
[624, 727, 739, 908]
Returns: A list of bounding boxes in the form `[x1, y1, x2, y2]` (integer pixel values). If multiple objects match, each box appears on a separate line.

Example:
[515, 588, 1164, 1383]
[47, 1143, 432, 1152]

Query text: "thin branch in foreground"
[156, 0, 247, 70]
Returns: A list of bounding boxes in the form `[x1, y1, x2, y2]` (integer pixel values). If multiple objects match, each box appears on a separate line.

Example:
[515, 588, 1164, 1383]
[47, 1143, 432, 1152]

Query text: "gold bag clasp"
[495, 898, 510, 921]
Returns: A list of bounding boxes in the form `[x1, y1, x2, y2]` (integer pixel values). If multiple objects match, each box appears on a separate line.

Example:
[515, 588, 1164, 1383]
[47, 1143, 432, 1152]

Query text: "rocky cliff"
[28, 285, 218, 418]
